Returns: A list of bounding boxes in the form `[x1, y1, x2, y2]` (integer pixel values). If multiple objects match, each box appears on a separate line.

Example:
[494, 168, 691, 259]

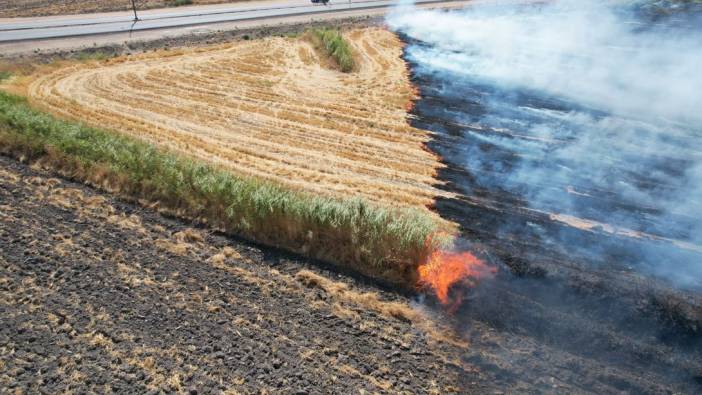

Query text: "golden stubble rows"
[28, 28, 448, 210]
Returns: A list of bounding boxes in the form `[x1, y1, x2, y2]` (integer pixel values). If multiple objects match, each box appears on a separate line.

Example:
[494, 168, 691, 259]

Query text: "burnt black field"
[408, 47, 702, 285]
[396, 2, 702, 392]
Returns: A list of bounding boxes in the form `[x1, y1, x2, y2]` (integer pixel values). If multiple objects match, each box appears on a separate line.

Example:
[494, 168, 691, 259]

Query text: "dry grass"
[295, 269, 420, 322]
[155, 239, 190, 256]
[208, 246, 242, 266]
[336, 363, 393, 390]
[295, 269, 469, 348]
[24, 28, 448, 211]
[166, 372, 183, 391]
[174, 228, 204, 243]
[0, 29, 459, 288]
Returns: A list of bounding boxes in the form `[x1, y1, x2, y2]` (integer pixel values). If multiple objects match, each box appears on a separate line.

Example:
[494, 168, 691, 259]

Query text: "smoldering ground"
[389, 0, 702, 287]
[391, 0, 702, 391]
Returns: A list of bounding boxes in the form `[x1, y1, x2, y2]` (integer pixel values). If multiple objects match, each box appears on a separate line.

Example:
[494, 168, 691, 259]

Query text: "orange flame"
[405, 85, 420, 112]
[418, 249, 496, 310]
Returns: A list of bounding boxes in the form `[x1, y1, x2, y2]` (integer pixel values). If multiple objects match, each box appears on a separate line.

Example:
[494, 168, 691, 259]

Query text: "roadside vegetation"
[310, 28, 356, 72]
[0, 91, 449, 287]
[169, 0, 193, 6]
[76, 51, 114, 62]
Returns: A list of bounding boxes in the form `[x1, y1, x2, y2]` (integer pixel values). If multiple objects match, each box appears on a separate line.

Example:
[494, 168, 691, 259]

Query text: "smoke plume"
[389, 0, 702, 287]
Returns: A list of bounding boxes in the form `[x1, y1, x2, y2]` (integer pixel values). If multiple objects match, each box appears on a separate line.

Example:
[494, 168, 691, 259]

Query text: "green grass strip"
[0, 91, 445, 287]
[169, 0, 194, 6]
[312, 28, 356, 73]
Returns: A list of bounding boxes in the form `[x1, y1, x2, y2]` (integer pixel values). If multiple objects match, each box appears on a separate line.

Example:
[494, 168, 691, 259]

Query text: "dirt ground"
[0, 0, 238, 18]
[3, 150, 701, 394]
[19, 28, 444, 210]
[0, 155, 477, 393]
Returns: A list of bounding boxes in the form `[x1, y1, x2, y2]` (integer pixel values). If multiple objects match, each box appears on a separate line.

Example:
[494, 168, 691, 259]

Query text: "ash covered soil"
[405, 46, 702, 394]
[397, 5, 702, 390]
[0, 156, 473, 394]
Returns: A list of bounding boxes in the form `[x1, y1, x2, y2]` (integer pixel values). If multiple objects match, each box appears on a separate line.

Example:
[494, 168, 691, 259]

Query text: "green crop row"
[312, 28, 356, 72]
[0, 91, 448, 288]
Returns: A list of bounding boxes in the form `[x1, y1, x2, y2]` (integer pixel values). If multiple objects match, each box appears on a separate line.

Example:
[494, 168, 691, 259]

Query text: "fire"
[418, 249, 496, 310]
[405, 84, 420, 111]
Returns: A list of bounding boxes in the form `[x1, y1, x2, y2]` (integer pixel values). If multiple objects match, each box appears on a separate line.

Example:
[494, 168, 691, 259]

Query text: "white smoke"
[388, 0, 702, 124]
[389, 0, 702, 287]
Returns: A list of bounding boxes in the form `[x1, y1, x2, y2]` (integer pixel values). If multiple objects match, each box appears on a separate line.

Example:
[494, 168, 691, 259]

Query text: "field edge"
[0, 90, 453, 289]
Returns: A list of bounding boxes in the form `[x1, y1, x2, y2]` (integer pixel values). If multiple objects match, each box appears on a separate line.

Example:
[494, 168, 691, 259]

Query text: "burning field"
[389, 0, 702, 392]
[2, 1, 702, 392]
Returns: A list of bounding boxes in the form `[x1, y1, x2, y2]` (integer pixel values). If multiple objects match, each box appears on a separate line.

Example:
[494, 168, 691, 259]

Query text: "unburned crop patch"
[0, 89, 449, 288]
[25, 28, 447, 211]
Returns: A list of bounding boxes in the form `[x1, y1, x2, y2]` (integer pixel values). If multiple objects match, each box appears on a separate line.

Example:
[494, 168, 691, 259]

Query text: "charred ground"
[405, 37, 702, 393]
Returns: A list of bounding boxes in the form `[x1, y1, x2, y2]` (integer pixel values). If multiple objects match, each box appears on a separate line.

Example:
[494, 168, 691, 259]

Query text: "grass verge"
[169, 0, 194, 6]
[310, 29, 356, 72]
[0, 91, 449, 288]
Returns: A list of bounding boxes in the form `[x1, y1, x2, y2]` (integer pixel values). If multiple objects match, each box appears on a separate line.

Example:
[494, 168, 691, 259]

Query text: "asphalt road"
[0, 0, 456, 42]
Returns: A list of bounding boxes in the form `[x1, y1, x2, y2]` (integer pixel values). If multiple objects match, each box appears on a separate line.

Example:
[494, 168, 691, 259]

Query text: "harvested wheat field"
[26, 28, 446, 211]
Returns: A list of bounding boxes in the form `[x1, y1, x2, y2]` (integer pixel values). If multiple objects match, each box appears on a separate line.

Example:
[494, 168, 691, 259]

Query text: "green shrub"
[169, 0, 193, 6]
[76, 51, 110, 62]
[312, 28, 356, 73]
[0, 91, 447, 288]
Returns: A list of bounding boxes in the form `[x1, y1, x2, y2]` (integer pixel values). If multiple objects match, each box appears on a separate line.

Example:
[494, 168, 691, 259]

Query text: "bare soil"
[0, 155, 474, 393]
[2, 149, 701, 393]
